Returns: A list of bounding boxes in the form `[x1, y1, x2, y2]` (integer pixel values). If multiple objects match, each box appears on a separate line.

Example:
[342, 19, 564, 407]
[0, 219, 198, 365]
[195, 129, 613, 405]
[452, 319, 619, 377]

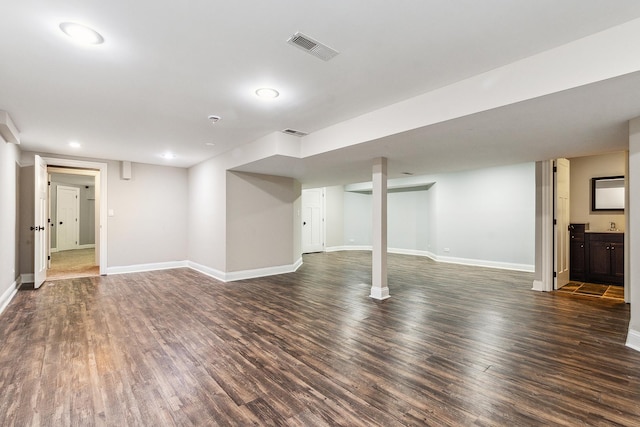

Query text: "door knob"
[59, 221, 63, 225]
[39, 226, 44, 231]
[303, 221, 307, 225]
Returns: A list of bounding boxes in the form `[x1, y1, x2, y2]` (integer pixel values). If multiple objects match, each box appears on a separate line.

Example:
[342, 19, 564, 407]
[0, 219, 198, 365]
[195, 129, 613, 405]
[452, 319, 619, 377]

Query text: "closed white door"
[57, 185, 80, 251]
[34, 155, 48, 288]
[302, 188, 325, 253]
[554, 158, 570, 290]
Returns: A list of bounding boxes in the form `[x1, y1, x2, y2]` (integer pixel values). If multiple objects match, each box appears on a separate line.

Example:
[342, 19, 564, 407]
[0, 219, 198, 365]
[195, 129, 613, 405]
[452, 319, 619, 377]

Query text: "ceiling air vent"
[287, 32, 339, 61]
[282, 128, 308, 137]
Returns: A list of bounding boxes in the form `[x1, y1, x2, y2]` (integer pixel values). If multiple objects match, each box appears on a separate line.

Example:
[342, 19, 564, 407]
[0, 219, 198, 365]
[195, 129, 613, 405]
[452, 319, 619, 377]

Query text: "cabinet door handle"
[580, 244, 584, 248]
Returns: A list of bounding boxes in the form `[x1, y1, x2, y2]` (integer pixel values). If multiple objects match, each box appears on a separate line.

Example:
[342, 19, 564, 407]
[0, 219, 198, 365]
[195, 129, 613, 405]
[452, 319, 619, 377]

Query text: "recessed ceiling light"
[161, 152, 176, 159]
[255, 88, 279, 99]
[204, 142, 216, 147]
[59, 22, 104, 45]
[68, 141, 81, 148]
[207, 115, 221, 123]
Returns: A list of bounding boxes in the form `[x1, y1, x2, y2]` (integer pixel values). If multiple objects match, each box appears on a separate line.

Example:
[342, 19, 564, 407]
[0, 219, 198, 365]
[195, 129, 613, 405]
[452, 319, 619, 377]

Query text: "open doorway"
[47, 169, 99, 280]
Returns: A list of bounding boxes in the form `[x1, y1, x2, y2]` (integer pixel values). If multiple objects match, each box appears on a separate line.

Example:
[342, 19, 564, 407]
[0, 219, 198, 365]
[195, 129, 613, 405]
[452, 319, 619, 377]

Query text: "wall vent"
[287, 32, 339, 61]
[282, 128, 308, 137]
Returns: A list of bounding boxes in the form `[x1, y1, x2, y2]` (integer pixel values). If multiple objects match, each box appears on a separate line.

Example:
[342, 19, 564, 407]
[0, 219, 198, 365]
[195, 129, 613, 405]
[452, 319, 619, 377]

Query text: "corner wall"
[627, 119, 640, 351]
[226, 171, 301, 273]
[0, 141, 20, 312]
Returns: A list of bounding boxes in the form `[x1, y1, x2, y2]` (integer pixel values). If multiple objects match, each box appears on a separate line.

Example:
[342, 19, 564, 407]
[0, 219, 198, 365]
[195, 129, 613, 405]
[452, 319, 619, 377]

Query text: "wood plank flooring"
[1, 251, 639, 426]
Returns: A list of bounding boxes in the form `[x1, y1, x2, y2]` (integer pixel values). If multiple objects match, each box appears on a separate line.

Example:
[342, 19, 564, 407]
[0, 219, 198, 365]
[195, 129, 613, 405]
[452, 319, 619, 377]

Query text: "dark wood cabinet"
[586, 233, 624, 286]
[569, 224, 587, 281]
[569, 224, 624, 286]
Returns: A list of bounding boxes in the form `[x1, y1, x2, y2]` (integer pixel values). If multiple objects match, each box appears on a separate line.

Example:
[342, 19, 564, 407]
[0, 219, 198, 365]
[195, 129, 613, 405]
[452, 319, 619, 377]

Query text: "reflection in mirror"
[592, 176, 624, 211]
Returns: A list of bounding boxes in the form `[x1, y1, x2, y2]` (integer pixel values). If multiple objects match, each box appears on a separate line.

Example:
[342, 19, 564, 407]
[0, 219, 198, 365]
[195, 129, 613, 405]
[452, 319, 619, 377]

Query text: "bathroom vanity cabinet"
[569, 224, 624, 286]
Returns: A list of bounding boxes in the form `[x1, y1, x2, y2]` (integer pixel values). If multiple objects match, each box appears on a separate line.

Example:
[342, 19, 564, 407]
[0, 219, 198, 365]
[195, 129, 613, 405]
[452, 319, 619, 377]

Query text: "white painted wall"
[627, 118, 640, 350]
[569, 152, 626, 231]
[187, 157, 227, 273]
[343, 191, 371, 247]
[431, 163, 535, 268]
[338, 162, 535, 269]
[0, 140, 20, 311]
[388, 190, 429, 252]
[325, 185, 344, 248]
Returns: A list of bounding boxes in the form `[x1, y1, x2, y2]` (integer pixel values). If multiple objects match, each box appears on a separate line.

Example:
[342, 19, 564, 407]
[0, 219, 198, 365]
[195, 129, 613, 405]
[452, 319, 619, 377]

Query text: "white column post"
[370, 157, 390, 300]
[626, 118, 640, 351]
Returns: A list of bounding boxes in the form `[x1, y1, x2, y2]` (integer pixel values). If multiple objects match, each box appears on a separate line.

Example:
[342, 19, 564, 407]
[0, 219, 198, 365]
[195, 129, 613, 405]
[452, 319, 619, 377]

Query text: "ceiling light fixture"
[204, 142, 216, 147]
[59, 22, 104, 45]
[161, 152, 176, 160]
[68, 141, 81, 148]
[207, 115, 221, 123]
[255, 88, 279, 99]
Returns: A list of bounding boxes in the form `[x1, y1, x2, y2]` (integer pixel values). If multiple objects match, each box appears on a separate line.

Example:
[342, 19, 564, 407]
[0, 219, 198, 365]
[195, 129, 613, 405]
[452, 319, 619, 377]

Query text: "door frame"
[301, 187, 326, 254]
[43, 157, 108, 275]
[56, 185, 80, 251]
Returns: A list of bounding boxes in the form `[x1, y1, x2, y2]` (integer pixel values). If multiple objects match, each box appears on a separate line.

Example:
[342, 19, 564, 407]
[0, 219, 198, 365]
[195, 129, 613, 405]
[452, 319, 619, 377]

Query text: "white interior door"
[56, 185, 80, 251]
[302, 188, 325, 253]
[554, 158, 570, 290]
[34, 155, 48, 288]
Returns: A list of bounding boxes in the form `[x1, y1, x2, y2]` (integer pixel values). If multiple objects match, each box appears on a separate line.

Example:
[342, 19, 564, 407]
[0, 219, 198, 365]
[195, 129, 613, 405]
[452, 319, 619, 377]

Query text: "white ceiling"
[3, 1, 640, 185]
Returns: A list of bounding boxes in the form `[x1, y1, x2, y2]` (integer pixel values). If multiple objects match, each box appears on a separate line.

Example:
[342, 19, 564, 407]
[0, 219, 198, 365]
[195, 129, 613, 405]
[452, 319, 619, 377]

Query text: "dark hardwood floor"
[1, 251, 639, 426]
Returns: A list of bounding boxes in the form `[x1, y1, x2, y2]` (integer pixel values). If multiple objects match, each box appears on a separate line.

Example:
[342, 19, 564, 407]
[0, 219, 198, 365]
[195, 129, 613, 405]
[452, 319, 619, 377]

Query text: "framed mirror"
[591, 176, 624, 211]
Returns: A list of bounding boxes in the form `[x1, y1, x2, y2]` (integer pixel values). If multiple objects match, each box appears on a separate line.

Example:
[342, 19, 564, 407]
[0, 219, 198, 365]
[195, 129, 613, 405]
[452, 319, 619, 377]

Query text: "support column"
[626, 118, 640, 351]
[370, 157, 390, 300]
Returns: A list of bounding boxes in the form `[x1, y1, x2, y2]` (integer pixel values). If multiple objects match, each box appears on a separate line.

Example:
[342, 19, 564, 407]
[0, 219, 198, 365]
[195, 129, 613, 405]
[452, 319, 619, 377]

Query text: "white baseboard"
[324, 246, 533, 272]
[224, 258, 303, 282]
[434, 254, 534, 272]
[52, 244, 95, 253]
[531, 279, 545, 291]
[326, 245, 372, 252]
[187, 261, 227, 282]
[188, 258, 302, 283]
[626, 328, 640, 352]
[0, 277, 22, 315]
[21, 273, 34, 284]
[106, 260, 188, 275]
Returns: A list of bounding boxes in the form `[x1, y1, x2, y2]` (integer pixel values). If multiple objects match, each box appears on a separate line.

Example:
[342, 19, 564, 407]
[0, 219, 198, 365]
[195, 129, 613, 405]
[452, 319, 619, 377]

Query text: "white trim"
[42, 157, 108, 276]
[369, 285, 390, 300]
[626, 329, 640, 352]
[187, 261, 227, 282]
[531, 280, 545, 292]
[52, 244, 95, 253]
[326, 245, 372, 252]
[106, 260, 188, 275]
[0, 277, 22, 315]
[225, 258, 303, 282]
[325, 246, 533, 272]
[388, 247, 437, 260]
[539, 160, 555, 291]
[21, 274, 34, 284]
[434, 254, 534, 272]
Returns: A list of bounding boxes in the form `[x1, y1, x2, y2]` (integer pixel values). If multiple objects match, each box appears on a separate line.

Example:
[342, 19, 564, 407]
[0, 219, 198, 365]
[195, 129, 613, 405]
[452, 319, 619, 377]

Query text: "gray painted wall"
[18, 153, 189, 273]
[0, 141, 20, 300]
[226, 171, 300, 272]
